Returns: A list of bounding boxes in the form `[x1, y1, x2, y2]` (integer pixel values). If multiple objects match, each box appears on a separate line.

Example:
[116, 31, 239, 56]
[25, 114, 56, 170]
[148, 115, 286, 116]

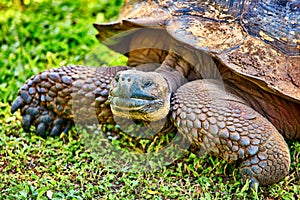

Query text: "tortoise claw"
[36, 123, 46, 137]
[11, 96, 25, 113]
[22, 114, 32, 131]
[50, 125, 63, 136]
[249, 178, 259, 189]
[63, 121, 74, 134]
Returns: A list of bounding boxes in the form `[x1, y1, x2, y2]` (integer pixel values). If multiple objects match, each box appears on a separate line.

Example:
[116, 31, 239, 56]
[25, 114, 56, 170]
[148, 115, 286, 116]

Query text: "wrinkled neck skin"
[155, 53, 189, 93]
[126, 29, 195, 93]
[127, 30, 220, 92]
[130, 48, 222, 92]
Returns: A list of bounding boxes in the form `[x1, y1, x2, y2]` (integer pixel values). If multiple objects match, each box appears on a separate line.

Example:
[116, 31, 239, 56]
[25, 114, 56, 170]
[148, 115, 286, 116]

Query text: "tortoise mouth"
[110, 96, 163, 113]
[110, 96, 159, 107]
[109, 96, 168, 121]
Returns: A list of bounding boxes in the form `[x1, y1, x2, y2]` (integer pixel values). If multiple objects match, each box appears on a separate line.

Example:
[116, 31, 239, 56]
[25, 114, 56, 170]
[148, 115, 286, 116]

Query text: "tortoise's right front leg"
[11, 65, 128, 136]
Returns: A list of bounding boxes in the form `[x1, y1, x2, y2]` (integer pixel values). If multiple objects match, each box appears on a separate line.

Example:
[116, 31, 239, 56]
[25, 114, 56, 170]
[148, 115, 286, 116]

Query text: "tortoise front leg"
[171, 79, 290, 187]
[11, 65, 128, 136]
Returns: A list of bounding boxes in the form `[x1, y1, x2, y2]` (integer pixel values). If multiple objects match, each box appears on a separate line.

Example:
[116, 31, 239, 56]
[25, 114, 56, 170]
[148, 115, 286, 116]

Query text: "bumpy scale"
[11, 66, 128, 136]
[171, 80, 290, 186]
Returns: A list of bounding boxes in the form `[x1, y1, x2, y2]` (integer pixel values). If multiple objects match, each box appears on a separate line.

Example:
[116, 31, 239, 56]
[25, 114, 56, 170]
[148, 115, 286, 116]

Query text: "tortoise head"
[108, 70, 171, 122]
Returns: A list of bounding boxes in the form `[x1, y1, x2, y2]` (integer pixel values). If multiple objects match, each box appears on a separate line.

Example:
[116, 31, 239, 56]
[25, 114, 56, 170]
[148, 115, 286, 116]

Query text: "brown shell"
[94, 0, 300, 102]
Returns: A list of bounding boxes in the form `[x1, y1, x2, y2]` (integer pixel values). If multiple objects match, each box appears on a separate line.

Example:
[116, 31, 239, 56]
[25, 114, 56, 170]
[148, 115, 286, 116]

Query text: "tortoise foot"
[11, 65, 128, 136]
[239, 132, 290, 186]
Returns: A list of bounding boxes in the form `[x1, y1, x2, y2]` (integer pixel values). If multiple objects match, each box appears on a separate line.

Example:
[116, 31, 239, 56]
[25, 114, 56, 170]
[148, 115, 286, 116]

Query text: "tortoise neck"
[154, 53, 189, 92]
[155, 65, 188, 93]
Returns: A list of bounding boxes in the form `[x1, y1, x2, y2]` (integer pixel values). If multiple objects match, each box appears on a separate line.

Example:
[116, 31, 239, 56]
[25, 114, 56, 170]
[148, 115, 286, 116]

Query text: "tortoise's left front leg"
[171, 79, 290, 187]
[11, 65, 128, 136]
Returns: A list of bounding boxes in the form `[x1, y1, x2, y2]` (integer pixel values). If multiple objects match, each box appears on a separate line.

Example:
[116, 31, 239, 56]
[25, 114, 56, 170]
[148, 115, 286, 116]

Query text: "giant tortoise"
[11, 0, 300, 187]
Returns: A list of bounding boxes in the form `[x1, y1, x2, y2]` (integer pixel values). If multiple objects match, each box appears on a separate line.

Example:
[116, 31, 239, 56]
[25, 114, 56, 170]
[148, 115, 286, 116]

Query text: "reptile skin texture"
[11, 65, 128, 136]
[11, 66, 291, 186]
[170, 80, 290, 186]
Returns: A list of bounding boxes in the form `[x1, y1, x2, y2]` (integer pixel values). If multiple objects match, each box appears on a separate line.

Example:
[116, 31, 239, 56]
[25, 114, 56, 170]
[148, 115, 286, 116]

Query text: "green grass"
[0, 0, 299, 199]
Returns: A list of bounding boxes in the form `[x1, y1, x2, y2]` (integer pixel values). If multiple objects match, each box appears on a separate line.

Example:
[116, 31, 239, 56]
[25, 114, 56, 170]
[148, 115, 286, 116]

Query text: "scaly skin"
[11, 66, 291, 186]
[171, 79, 290, 186]
[11, 65, 128, 136]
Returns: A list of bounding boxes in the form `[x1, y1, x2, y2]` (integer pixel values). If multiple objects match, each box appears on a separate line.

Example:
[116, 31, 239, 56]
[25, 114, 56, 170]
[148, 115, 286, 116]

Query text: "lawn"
[0, 0, 299, 199]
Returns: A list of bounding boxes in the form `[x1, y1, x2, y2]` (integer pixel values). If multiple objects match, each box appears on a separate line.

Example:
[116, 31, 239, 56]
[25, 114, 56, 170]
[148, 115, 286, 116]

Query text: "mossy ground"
[0, 0, 299, 199]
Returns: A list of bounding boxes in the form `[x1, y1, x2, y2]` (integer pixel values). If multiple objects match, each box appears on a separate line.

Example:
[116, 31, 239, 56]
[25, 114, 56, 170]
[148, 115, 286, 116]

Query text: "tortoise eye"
[143, 80, 153, 88]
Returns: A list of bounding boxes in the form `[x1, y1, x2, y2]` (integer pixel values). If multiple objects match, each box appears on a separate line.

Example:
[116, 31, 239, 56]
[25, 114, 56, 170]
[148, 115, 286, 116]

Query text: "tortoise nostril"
[119, 75, 131, 83]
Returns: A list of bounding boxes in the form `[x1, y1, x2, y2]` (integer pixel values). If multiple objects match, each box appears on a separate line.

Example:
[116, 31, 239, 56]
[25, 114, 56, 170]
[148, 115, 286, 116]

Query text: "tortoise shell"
[94, 0, 300, 102]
